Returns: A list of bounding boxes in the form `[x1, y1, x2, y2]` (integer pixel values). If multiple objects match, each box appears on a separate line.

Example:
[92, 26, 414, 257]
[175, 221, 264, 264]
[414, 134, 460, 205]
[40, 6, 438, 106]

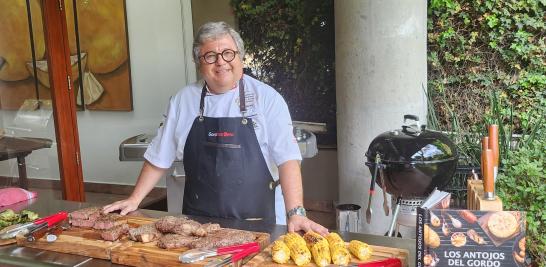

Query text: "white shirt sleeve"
[264, 92, 302, 166]
[143, 96, 179, 169]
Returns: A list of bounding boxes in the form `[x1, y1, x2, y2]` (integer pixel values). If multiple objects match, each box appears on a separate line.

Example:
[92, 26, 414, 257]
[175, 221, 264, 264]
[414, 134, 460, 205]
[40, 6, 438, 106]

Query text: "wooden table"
[0, 137, 52, 189]
[0, 197, 417, 267]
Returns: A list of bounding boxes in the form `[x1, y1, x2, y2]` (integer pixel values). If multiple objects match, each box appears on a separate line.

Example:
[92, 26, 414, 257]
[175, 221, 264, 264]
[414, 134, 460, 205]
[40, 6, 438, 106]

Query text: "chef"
[103, 21, 328, 235]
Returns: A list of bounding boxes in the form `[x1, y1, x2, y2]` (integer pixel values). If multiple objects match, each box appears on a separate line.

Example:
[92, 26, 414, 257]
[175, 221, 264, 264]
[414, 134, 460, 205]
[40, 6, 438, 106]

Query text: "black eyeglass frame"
[199, 49, 240, 64]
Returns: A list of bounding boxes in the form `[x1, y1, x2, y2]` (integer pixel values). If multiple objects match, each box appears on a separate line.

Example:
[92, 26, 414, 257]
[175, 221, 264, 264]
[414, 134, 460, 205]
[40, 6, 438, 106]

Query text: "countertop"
[0, 196, 416, 267]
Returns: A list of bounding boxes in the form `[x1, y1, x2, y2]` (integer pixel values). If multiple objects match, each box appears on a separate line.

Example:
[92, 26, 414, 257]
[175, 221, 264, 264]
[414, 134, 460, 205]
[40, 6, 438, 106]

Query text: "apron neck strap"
[199, 79, 246, 120]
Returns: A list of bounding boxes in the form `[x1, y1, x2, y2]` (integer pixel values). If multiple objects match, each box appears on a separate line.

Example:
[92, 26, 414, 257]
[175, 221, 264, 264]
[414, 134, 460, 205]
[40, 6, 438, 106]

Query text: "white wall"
[0, 0, 196, 187]
[335, 0, 427, 235]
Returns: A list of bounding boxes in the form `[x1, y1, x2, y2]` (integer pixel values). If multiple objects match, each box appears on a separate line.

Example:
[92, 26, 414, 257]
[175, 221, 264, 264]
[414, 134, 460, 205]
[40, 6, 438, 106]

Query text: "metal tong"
[0, 211, 67, 240]
[179, 241, 259, 264]
[366, 154, 381, 224]
[204, 244, 260, 267]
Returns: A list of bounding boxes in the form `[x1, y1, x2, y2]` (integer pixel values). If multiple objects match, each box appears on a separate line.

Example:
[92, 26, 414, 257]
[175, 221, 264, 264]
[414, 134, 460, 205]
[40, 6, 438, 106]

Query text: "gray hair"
[192, 21, 245, 65]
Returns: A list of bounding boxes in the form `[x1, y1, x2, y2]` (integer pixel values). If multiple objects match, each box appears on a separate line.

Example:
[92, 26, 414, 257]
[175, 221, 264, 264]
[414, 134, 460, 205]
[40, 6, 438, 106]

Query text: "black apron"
[182, 79, 276, 220]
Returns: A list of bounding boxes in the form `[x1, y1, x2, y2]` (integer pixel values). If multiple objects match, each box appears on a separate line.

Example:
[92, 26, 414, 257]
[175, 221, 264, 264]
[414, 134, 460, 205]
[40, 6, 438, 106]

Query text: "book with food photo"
[416, 208, 528, 267]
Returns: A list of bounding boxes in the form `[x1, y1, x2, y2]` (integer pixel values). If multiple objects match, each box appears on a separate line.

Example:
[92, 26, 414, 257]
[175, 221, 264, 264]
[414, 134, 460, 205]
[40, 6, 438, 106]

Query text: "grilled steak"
[190, 229, 255, 249]
[155, 216, 219, 237]
[94, 213, 127, 230]
[192, 223, 221, 237]
[157, 234, 198, 249]
[69, 218, 96, 228]
[69, 207, 101, 220]
[171, 219, 202, 235]
[129, 223, 162, 243]
[155, 216, 181, 233]
[101, 223, 129, 241]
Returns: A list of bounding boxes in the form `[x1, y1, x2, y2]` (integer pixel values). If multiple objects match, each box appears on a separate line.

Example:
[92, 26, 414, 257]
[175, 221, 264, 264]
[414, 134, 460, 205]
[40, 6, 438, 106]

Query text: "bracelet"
[286, 206, 306, 218]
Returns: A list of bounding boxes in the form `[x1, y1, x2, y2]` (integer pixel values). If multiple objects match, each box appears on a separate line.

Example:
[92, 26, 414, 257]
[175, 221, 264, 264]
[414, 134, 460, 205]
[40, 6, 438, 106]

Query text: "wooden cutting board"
[0, 238, 16, 246]
[15, 216, 144, 259]
[110, 217, 270, 267]
[245, 241, 409, 267]
[16, 216, 270, 266]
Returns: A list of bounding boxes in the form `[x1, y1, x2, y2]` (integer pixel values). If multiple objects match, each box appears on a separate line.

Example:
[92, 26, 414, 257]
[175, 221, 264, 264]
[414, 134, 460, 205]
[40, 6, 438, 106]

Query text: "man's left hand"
[287, 215, 329, 236]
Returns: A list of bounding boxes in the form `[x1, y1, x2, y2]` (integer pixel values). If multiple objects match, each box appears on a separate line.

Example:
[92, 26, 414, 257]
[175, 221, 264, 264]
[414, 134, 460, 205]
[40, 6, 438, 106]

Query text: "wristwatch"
[286, 206, 306, 218]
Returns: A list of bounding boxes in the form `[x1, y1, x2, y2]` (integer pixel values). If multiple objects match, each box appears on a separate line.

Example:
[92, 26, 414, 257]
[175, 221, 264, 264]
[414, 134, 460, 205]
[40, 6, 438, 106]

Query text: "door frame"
[42, 0, 85, 201]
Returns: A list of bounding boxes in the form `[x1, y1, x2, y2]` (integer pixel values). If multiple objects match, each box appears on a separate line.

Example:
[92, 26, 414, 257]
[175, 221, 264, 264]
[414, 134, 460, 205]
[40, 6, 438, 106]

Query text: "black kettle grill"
[365, 115, 458, 235]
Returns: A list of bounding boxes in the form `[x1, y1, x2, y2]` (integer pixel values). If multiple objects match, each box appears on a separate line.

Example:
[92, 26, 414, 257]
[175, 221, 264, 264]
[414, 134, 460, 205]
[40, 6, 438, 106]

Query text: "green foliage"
[428, 0, 546, 135]
[230, 0, 336, 144]
[497, 136, 546, 266]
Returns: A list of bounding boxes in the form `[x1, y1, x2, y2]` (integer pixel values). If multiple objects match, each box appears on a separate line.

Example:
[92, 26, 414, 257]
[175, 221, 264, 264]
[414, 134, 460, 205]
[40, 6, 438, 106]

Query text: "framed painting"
[0, 0, 133, 111]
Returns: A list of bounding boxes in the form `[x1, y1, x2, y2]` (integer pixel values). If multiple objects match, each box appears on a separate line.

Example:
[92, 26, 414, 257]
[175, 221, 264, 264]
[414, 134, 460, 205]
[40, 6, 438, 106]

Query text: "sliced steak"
[129, 224, 162, 243]
[93, 214, 127, 230]
[101, 223, 129, 241]
[69, 207, 101, 220]
[190, 229, 255, 249]
[157, 234, 198, 249]
[69, 218, 96, 228]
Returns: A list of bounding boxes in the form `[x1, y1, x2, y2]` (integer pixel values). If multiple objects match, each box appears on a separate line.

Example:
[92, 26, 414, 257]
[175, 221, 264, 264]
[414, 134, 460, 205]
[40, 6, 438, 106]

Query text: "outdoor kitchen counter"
[0, 197, 416, 267]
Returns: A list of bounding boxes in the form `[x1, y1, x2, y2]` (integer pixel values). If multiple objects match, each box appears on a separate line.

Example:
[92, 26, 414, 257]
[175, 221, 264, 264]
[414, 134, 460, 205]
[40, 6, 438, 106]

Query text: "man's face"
[198, 35, 243, 94]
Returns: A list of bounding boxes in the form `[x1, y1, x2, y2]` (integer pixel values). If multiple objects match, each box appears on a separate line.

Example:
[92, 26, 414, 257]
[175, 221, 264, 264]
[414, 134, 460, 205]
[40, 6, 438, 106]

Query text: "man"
[103, 21, 327, 235]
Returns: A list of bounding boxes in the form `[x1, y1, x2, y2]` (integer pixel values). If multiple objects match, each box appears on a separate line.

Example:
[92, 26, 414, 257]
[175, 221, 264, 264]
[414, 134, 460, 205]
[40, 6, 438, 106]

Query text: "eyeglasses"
[200, 49, 239, 64]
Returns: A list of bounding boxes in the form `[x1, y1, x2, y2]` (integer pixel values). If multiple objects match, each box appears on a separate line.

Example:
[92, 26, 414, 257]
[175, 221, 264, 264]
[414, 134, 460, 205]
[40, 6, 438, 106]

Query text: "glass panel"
[63, 0, 196, 206]
[65, 0, 133, 111]
[0, 1, 61, 199]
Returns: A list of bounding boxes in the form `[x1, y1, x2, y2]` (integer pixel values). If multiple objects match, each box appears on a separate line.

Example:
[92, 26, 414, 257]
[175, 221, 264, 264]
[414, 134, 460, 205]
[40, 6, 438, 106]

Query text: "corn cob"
[348, 240, 373, 261]
[303, 231, 331, 266]
[271, 238, 290, 264]
[284, 232, 312, 266]
[326, 233, 351, 265]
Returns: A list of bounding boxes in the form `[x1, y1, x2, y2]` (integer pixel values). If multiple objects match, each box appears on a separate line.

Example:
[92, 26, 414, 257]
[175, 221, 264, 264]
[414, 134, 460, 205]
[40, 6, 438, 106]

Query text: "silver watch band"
[286, 206, 306, 218]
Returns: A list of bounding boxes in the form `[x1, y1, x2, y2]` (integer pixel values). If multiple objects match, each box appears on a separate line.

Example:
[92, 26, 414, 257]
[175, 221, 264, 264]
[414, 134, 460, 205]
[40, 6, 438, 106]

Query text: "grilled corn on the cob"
[325, 233, 351, 265]
[348, 240, 373, 261]
[271, 238, 290, 264]
[284, 232, 312, 266]
[303, 231, 331, 266]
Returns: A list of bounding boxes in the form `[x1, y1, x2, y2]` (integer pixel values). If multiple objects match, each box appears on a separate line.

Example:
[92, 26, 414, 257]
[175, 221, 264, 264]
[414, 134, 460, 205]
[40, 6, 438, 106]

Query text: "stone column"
[335, 0, 427, 235]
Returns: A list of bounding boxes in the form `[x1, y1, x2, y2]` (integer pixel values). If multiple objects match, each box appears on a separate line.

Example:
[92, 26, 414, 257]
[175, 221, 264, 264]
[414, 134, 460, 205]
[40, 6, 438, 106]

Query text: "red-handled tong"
[216, 241, 259, 255]
[356, 257, 402, 267]
[0, 211, 68, 240]
[33, 211, 68, 227]
[206, 244, 261, 267]
[25, 211, 68, 241]
[179, 242, 259, 263]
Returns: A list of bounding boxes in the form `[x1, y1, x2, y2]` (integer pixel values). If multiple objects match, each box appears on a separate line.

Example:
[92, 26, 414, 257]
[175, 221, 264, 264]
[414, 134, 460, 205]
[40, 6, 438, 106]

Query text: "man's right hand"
[102, 197, 140, 215]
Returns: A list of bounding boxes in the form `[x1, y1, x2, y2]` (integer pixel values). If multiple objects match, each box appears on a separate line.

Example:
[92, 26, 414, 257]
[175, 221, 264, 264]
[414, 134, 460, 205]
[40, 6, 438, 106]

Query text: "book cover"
[416, 208, 527, 267]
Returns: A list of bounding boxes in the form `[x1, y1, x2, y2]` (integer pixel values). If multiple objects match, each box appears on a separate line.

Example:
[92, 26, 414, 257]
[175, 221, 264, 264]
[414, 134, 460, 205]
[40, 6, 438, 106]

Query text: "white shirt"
[144, 74, 302, 224]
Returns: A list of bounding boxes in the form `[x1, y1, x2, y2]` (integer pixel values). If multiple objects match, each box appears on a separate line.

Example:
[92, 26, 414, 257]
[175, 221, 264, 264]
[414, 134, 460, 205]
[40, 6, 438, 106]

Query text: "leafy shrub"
[230, 0, 336, 144]
[497, 137, 546, 266]
[428, 0, 546, 134]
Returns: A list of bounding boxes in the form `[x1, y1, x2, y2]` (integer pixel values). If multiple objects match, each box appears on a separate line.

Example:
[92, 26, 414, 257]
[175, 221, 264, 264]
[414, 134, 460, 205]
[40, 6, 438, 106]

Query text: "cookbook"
[416, 208, 527, 267]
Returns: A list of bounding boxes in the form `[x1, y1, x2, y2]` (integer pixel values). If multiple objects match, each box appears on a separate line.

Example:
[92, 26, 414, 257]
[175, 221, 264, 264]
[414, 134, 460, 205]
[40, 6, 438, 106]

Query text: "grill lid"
[365, 115, 458, 164]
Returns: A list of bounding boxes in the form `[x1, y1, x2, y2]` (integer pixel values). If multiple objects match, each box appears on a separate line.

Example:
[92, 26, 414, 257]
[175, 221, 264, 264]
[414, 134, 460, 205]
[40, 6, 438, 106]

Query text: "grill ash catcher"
[365, 115, 458, 237]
